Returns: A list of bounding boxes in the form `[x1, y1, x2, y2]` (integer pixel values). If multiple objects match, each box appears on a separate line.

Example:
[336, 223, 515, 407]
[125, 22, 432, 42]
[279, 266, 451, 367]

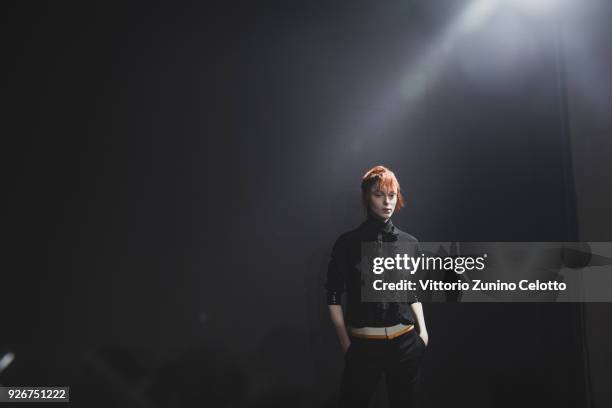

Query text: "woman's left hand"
[419, 331, 429, 347]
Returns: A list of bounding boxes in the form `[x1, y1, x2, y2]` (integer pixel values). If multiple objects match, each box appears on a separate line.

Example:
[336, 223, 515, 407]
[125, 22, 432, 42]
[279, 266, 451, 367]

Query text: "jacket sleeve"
[325, 236, 347, 305]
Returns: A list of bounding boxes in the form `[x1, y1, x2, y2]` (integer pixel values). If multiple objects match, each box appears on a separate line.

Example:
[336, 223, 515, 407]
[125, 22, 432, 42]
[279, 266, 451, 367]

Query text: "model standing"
[326, 165, 428, 408]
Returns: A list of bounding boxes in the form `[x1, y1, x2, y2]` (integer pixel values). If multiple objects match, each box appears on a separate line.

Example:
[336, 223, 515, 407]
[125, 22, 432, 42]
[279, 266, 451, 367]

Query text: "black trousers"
[339, 328, 426, 408]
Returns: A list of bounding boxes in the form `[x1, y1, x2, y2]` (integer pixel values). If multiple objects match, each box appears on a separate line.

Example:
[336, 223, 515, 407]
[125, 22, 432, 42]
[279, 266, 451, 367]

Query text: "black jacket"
[325, 215, 421, 328]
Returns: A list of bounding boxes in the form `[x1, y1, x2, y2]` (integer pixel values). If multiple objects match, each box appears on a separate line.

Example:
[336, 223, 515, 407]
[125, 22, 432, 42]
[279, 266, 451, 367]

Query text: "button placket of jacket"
[376, 232, 389, 312]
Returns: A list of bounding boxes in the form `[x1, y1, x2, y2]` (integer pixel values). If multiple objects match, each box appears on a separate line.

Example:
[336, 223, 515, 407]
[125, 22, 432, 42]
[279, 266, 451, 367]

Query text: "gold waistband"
[348, 323, 414, 340]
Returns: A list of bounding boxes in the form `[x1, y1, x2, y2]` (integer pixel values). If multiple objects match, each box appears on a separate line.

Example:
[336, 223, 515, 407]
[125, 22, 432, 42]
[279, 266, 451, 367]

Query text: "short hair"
[361, 165, 405, 212]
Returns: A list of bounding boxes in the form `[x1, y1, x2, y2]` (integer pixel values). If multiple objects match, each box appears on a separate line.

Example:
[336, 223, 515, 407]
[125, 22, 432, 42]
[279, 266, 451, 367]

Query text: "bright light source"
[456, 12, 533, 92]
[400, 0, 499, 102]
[458, 0, 499, 35]
[512, 0, 557, 16]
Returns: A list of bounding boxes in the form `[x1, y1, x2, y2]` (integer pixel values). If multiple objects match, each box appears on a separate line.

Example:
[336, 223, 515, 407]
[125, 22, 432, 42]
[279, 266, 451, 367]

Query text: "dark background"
[3, 1, 612, 407]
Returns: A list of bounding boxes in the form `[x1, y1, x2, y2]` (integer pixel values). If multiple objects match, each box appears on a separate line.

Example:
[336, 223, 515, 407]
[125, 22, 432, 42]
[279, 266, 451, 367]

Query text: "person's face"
[368, 185, 397, 221]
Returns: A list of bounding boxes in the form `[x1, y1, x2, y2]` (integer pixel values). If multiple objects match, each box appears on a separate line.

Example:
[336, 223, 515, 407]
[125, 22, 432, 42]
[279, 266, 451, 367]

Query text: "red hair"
[361, 165, 405, 212]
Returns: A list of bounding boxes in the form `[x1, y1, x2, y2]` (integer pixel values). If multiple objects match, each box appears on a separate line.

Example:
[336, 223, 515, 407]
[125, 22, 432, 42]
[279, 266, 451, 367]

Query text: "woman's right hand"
[328, 305, 352, 354]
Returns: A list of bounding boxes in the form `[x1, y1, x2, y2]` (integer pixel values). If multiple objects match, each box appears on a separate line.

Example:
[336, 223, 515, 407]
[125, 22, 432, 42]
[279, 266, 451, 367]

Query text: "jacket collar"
[360, 212, 398, 239]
